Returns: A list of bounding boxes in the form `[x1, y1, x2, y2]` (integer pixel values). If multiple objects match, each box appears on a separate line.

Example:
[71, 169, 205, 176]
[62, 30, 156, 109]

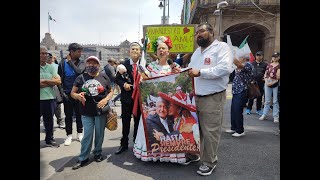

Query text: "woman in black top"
[70, 56, 113, 170]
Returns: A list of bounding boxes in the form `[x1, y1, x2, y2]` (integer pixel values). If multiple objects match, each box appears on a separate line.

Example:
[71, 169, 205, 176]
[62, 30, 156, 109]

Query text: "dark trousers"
[247, 81, 264, 111]
[231, 90, 247, 134]
[63, 94, 83, 136]
[54, 103, 63, 124]
[40, 99, 56, 144]
[120, 101, 141, 147]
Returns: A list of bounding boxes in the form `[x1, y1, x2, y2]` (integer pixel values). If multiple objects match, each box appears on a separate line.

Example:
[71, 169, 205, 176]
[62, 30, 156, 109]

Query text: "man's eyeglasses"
[256, 54, 262, 56]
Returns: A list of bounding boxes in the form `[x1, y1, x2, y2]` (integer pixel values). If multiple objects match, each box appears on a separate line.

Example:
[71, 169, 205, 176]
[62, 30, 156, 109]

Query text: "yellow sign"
[143, 25, 196, 53]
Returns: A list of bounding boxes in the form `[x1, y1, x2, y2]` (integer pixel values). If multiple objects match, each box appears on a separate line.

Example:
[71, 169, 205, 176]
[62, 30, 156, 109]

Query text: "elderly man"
[40, 45, 61, 147]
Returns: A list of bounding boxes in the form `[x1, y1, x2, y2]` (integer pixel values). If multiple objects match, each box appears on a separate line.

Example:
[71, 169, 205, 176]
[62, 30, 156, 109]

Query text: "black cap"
[48, 53, 53, 58]
[272, 52, 280, 57]
[255, 51, 263, 56]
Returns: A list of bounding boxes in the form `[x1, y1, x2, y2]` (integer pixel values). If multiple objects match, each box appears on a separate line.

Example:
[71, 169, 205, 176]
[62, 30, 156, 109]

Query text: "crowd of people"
[40, 22, 280, 176]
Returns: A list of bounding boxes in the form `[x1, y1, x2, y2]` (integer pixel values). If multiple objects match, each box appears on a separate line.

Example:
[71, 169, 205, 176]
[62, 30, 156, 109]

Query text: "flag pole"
[48, 12, 50, 33]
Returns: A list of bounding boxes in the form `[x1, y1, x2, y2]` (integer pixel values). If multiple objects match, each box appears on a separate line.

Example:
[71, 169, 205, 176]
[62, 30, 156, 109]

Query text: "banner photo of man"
[139, 69, 200, 156]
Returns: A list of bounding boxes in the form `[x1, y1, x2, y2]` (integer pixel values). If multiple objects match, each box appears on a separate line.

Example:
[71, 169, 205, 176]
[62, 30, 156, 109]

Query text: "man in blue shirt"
[58, 43, 86, 146]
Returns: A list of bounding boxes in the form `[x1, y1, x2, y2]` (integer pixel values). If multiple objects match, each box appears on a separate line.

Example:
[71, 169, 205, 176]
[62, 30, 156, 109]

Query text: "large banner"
[143, 24, 197, 54]
[140, 69, 200, 155]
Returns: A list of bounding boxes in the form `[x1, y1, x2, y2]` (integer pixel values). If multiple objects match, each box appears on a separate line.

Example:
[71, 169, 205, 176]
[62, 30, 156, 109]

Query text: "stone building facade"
[40, 33, 131, 67]
[182, 0, 280, 61]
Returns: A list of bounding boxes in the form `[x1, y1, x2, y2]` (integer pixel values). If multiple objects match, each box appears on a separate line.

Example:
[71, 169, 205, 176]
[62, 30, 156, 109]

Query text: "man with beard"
[188, 23, 232, 176]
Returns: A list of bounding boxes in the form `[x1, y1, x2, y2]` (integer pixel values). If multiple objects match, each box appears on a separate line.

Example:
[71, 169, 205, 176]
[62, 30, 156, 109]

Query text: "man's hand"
[180, 123, 193, 133]
[124, 82, 133, 91]
[153, 129, 164, 141]
[66, 54, 71, 62]
[188, 69, 200, 78]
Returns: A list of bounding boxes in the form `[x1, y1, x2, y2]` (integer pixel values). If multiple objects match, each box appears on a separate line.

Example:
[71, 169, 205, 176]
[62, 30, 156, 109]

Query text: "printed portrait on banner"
[139, 69, 200, 155]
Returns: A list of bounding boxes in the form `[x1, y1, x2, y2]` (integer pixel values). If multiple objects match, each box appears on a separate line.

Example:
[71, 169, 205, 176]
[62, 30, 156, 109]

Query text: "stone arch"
[222, 22, 273, 60]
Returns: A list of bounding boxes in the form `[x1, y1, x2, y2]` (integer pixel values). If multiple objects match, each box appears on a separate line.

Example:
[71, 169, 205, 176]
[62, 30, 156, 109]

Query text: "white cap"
[86, 56, 100, 65]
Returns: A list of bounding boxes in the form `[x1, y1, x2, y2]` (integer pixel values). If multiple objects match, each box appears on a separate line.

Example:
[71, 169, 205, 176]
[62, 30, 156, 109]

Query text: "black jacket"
[115, 59, 135, 104]
[251, 60, 268, 82]
[146, 113, 174, 150]
[103, 63, 116, 83]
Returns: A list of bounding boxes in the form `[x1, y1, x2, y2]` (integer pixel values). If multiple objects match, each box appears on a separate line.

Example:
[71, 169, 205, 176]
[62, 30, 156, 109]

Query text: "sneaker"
[232, 132, 245, 137]
[181, 155, 200, 165]
[64, 135, 73, 146]
[259, 115, 267, 120]
[225, 129, 236, 134]
[256, 110, 263, 116]
[197, 163, 216, 176]
[77, 133, 83, 142]
[245, 108, 251, 115]
[72, 159, 89, 170]
[46, 140, 60, 148]
[273, 117, 279, 123]
[94, 154, 103, 162]
[58, 121, 65, 129]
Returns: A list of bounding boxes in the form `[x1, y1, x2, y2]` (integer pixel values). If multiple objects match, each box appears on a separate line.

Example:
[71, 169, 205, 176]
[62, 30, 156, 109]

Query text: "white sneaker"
[77, 133, 83, 142]
[273, 117, 279, 123]
[64, 135, 72, 146]
[225, 129, 236, 134]
[259, 115, 267, 120]
[232, 132, 245, 137]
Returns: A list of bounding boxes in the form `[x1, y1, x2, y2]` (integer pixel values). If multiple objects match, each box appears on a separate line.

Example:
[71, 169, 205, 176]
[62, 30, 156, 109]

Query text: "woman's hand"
[78, 92, 86, 106]
[97, 98, 108, 109]
[171, 66, 181, 73]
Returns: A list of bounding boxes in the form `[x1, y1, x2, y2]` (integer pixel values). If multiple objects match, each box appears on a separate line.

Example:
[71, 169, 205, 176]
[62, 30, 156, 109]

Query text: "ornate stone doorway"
[222, 23, 269, 57]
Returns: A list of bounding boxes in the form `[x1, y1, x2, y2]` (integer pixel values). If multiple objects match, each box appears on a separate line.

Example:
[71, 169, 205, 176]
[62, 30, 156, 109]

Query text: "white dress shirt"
[160, 117, 170, 133]
[188, 39, 233, 96]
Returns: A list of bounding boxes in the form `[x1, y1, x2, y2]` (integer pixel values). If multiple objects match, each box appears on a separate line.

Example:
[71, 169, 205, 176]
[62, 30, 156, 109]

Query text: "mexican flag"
[237, 35, 255, 62]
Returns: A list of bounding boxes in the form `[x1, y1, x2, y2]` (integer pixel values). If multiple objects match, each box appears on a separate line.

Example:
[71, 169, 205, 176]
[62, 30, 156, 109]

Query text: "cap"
[48, 53, 53, 58]
[85, 56, 100, 65]
[255, 51, 263, 56]
[175, 86, 182, 91]
[272, 52, 280, 57]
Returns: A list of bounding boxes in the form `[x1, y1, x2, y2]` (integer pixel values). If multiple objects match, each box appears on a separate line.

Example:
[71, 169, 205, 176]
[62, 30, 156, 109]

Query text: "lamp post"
[158, 0, 169, 24]
[214, 1, 228, 40]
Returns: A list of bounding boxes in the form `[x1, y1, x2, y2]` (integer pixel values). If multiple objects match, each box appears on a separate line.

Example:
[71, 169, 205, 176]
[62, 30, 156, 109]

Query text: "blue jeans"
[262, 84, 279, 118]
[78, 114, 106, 161]
[231, 90, 247, 134]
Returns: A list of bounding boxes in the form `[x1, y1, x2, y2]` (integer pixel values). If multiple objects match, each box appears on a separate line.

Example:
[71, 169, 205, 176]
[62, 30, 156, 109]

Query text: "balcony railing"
[198, 0, 280, 6]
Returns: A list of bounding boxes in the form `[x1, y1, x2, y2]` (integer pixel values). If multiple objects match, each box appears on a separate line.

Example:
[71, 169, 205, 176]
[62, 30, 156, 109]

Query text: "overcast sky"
[40, 0, 184, 45]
